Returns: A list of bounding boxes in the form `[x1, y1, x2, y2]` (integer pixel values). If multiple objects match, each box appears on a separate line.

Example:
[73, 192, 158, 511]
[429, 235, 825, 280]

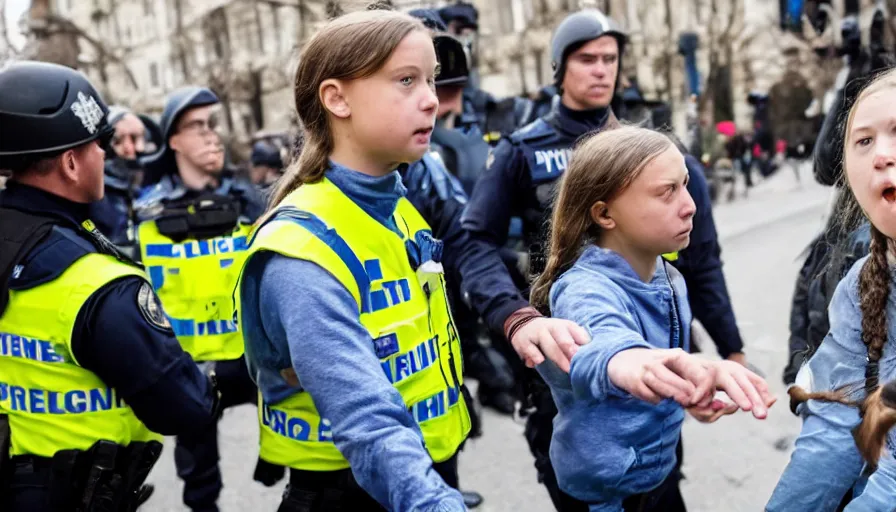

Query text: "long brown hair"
[789, 67, 896, 465]
[266, 9, 426, 210]
[529, 126, 674, 312]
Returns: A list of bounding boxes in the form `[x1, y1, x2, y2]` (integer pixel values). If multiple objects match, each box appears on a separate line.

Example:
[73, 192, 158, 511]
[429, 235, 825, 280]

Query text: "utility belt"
[277, 453, 459, 512]
[5, 439, 162, 512]
[278, 466, 383, 512]
[154, 194, 242, 242]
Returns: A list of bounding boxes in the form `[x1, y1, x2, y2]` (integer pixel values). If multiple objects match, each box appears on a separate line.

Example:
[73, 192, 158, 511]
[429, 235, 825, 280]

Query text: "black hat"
[0, 61, 112, 164]
[250, 140, 284, 169]
[438, 2, 478, 30]
[408, 8, 447, 31]
[434, 34, 470, 87]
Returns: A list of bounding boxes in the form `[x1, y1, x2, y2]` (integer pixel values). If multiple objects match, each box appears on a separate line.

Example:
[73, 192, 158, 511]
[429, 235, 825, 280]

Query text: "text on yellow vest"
[0, 250, 162, 458]
[237, 178, 471, 471]
[138, 219, 252, 361]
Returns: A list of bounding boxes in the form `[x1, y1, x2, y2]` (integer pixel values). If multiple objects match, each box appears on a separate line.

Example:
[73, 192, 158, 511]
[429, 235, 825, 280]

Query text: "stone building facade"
[23, 0, 891, 143]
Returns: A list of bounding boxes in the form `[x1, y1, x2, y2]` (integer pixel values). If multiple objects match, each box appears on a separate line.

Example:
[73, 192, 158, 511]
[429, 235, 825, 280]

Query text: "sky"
[4, 0, 29, 50]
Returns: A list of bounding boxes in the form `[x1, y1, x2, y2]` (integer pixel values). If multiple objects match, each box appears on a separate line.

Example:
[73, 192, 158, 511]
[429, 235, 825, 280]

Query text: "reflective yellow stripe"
[138, 221, 252, 361]
[662, 251, 679, 262]
[0, 253, 161, 457]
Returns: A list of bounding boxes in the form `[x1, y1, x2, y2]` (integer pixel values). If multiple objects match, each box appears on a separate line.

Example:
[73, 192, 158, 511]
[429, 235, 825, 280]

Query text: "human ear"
[60, 150, 78, 182]
[320, 79, 351, 119]
[168, 133, 182, 153]
[590, 200, 615, 230]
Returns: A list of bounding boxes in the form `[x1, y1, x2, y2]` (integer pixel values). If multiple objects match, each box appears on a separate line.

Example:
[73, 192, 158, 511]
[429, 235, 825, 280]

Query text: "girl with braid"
[529, 126, 773, 511]
[769, 67, 896, 511]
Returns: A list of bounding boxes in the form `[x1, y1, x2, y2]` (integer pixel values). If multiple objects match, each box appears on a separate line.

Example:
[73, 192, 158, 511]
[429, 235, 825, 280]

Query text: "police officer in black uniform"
[136, 87, 265, 512]
[0, 61, 220, 512]
[249, 139, 285, 195]
[88, 106, 153, 253]
[438, 2, 535, 144]
[461, 10, 747, 511]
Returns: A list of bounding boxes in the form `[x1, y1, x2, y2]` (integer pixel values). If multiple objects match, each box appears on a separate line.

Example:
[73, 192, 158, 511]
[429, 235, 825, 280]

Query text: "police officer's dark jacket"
[88, 157, 139, 248]
[461, 102, 745, 358]
[0, 182, 217, 437]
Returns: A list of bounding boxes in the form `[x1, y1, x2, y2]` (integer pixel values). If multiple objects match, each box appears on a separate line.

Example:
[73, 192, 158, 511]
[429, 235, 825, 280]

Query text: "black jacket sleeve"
[676, 156, 744, 358]
[71, 276, 218, 435]
[460, 140, 531, 333]
[784, 239, 819, 384]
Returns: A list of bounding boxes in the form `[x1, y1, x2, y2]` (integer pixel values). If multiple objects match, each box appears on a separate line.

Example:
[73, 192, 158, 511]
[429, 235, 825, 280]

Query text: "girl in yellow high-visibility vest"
[236, 9, 470, 512]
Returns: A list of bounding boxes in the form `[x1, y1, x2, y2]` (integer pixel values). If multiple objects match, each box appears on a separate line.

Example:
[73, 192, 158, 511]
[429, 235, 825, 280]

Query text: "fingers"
[747, 371, 777, 408]
[537, 330, 571, 373]
[714, 370, 753, 412]
[642, 361, 698, 406]
[519, 344, 544, 369]
[567, 322, 591, 347]
[731, 369, 769, 419]
[632, 382, 663, 405]
[663, 350, 714, 405]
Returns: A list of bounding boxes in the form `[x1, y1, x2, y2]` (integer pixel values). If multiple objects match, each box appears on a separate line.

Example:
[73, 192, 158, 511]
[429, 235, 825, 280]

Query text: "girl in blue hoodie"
[768, 67, 896, 512]
[529, 126, 775, 511]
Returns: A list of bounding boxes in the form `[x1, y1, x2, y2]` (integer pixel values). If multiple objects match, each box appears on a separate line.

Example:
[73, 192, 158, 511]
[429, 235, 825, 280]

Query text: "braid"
[859, 226, 890, 367]
[787, 226, 892, 430]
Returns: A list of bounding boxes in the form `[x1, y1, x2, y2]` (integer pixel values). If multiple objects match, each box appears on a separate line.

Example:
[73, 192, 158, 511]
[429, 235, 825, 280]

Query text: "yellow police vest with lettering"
[0, 253, 162, 458]
[138, 220, 252, 361]
[237, 178, 471, 471]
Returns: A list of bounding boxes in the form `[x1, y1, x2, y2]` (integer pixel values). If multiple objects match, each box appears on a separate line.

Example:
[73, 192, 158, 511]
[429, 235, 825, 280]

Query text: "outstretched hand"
[607, 348, 715, 406]
[510, 317, 590, 372]
[607, 348, 777, 419]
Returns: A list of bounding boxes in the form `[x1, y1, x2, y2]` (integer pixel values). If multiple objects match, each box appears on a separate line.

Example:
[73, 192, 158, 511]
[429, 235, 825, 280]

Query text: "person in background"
[88, 106, 147, 252]
[135, 86, 264, 512]
[249, 139, 285, 194]
[0, 60, 220, 512]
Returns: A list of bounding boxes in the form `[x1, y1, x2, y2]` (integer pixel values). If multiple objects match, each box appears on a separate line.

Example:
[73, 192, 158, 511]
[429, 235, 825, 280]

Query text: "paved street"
[143, 164, 835, 511]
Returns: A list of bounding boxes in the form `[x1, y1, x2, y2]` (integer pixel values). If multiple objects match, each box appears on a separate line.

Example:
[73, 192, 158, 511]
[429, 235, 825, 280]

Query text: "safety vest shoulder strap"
[251, 205, 371, 313]
[0, 208, 63, 316]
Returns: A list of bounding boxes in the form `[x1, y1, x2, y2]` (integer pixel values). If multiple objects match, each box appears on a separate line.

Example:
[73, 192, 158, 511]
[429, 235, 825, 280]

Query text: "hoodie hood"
[140, 86, 219, 186]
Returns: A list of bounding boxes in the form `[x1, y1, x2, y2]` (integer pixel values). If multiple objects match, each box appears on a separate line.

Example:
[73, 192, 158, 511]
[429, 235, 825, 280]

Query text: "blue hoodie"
[537, 246, 691, 511]
[768, 255, 896, 512]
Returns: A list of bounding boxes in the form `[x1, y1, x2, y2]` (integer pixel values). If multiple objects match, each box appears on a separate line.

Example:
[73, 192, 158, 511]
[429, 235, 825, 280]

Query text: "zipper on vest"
[423, 282, 457, 394]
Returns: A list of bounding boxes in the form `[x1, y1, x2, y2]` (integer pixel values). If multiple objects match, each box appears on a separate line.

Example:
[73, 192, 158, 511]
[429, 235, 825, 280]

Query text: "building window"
[144, 0, 154, 16]
[149, 63, 160, 88]
[511, 0, 528, 33]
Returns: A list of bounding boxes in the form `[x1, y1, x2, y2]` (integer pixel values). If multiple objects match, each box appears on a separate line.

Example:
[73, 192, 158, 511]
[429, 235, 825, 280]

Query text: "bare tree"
[20, 0, 138, 100]
[0, 0, 19, 60]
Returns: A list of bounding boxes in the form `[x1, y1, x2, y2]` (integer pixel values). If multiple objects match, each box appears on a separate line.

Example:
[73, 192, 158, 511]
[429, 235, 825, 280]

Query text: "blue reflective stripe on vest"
[255, 207, 372, 313]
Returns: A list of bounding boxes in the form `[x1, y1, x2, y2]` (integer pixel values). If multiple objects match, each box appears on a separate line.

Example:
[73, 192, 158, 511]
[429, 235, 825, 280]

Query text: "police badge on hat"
[71, 91, 105, 135]
[137, 282, 173, 332]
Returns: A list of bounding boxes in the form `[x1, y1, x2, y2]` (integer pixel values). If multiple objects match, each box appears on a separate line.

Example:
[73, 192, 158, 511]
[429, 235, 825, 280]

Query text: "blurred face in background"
[111, 113, 146, 160]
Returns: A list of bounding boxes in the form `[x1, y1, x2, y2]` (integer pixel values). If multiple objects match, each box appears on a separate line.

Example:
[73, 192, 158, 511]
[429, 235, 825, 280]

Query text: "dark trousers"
[278, 454, 459, 511]
[175, 357, 257, 511]
[4, 458, 53, 511]
[524, 376, 687, 512]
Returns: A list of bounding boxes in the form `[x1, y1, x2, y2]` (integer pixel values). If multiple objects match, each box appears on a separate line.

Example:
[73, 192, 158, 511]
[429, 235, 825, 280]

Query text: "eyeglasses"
[177, 113, 222, 136]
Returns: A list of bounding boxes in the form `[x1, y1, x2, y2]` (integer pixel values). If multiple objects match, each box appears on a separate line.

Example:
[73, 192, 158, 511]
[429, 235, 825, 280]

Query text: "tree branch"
[39, 13, 139, 89]
[0, 0, 16, 58]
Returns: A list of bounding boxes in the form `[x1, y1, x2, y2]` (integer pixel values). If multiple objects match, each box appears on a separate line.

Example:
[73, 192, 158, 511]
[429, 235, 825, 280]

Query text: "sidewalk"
[710, 161, 833, 242]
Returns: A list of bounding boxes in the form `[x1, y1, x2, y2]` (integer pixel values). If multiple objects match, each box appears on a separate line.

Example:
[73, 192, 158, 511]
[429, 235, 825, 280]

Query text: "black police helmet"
[0, 61, 112, 165]
[408, 8, 447, 32]
[438, 2, 478, 31]
[434, 34, 470, 87]
[551, 9, 628, 85]
[251, 140, 284, 169]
